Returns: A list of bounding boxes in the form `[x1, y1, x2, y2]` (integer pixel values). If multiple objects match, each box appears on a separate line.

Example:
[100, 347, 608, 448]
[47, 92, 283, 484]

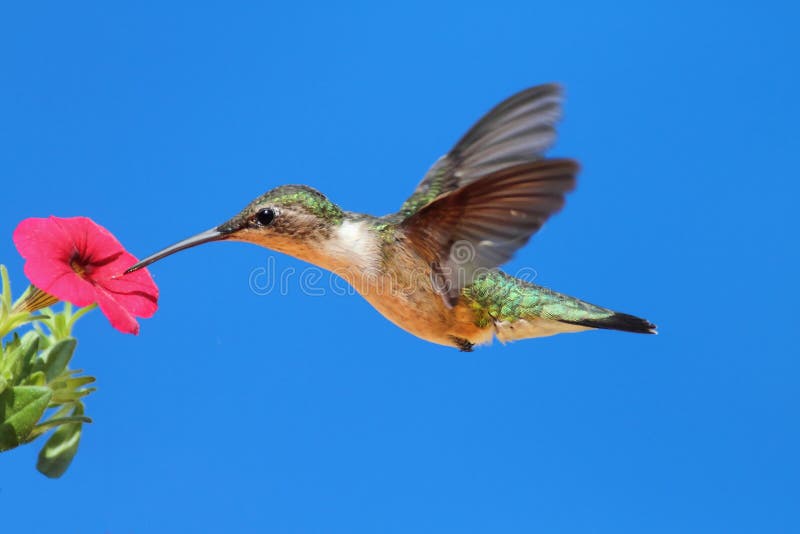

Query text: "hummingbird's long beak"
[125, 227, 227, 274]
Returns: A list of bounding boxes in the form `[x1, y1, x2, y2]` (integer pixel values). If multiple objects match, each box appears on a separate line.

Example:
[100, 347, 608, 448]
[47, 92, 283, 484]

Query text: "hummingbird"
[126, 84, 656, 351]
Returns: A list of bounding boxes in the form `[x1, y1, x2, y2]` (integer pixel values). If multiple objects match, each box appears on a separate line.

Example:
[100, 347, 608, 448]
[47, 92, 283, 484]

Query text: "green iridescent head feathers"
[256, 185, 344, 223]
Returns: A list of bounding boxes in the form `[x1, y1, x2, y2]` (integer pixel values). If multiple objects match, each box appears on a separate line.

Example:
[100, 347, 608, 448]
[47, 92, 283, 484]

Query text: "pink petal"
[92, 252, 159, 318]
[51, 216, 127, 263]
[13, 217, 73, 262]
[94, 285, 141, 335]
[23, 258, 96, 306]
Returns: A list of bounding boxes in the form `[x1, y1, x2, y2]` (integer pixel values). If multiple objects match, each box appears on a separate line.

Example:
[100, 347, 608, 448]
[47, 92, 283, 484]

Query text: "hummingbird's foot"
[449, 335, 475, 352]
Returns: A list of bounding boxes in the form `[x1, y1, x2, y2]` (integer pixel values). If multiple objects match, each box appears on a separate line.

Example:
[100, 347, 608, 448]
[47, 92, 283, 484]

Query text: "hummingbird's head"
[125, 185, 344, 273]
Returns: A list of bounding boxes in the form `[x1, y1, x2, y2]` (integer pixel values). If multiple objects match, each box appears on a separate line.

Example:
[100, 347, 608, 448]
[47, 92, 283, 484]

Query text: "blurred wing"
[398, 84, 563, 218]
[401, 159, 578, 306]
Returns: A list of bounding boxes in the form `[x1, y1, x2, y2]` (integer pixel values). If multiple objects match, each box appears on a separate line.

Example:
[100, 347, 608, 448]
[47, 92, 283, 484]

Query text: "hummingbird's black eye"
[255, 207, 275, 226]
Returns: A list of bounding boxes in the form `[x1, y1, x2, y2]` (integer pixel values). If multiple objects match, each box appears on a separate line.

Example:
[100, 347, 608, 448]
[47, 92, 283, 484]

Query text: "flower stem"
[69, 303, 97, 329]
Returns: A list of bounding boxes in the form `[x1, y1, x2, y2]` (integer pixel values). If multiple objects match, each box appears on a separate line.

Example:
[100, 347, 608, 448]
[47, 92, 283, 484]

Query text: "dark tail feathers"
[563, 311, 657, 335]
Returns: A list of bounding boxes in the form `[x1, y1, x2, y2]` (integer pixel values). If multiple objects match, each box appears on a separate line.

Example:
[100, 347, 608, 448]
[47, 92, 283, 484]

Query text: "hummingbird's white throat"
[323, 219, 381, 271]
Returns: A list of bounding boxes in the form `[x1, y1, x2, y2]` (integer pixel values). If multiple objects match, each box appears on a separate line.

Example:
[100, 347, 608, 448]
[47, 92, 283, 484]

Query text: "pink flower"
[13, 216, 158, 334]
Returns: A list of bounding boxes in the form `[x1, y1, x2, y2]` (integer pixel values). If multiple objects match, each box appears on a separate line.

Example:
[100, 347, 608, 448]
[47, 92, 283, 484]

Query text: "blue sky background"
[1, 1, 798, 532]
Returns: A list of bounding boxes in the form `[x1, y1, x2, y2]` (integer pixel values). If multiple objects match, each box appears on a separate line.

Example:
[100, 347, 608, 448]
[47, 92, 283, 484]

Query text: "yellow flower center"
[70, 257, 87, 277]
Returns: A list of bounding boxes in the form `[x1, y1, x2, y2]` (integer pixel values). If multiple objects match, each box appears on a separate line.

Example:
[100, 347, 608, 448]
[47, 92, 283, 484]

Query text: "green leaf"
[32, 414, 92, 434]
[36, 338, 77, 382]
[61, 374, 96, 390]
[22, 370, 46, 387]
[0, 386, 52, 451]
[1, 331, 39, 383]
[2, 331, 22, 354]
[49, 369, 96, 404]
[51, 387, 96, 404]
[5, 311, 47, 331]
[36, 404, 85, 478]
[0, 265, 11, 313]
